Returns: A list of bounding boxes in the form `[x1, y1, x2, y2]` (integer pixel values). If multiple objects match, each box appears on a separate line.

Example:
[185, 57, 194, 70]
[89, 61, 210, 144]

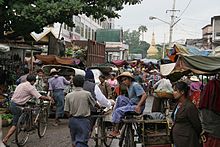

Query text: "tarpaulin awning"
[167, 44, 212, 62]
[174, 55, 220, 74]
[160, 63, 176, 76]
[111, 60, 128, 67]
[35, 55, 74, 65]
[141, 58, 158, 64]
[162, 55, 220, 77]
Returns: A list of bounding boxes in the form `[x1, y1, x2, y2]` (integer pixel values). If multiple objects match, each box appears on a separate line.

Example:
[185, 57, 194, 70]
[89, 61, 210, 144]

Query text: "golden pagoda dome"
[147, 32, 158, 56]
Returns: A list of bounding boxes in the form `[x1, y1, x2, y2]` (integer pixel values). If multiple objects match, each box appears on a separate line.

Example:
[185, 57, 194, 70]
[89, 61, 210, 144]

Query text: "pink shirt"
[107, 79, 118, 88]
[11, 81, 41, 105]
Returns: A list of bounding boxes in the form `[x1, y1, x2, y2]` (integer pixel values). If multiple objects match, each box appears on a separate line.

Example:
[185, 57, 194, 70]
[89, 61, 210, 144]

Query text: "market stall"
[160, 55, 220, 81]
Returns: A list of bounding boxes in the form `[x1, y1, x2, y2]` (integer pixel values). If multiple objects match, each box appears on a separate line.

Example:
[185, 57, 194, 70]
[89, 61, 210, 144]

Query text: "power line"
[181, 17, 209, 23]
[178, 0, 192, 18]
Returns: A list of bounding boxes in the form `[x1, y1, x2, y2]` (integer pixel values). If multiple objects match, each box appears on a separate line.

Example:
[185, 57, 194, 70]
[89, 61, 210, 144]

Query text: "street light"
[149, 16, 180, 47]
[149, 16, 170, 25]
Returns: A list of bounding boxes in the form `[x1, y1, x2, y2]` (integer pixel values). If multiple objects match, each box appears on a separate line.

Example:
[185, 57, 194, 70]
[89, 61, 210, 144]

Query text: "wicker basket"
[155, 91, 174, 99]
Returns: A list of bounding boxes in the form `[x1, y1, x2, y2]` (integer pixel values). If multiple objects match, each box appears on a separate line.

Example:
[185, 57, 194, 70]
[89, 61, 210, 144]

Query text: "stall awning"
[162, 55, 220, 77]
[35, 55, 74, 65]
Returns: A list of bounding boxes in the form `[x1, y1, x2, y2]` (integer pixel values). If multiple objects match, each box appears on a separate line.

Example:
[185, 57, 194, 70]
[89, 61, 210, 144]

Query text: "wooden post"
[30, 42, 34, 73]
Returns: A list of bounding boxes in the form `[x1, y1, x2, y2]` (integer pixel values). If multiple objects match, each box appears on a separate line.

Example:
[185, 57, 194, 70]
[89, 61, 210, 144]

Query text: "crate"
[142, 120, 171, 146]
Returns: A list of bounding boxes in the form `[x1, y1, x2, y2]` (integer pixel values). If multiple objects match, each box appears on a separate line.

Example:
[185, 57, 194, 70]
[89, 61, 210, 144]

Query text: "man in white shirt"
[83, 70, 114, 132]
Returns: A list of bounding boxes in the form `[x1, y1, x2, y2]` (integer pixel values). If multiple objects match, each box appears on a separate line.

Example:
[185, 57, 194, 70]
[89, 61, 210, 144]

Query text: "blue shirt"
[128, 82, 145, 105]
[48, 76, 70, 90]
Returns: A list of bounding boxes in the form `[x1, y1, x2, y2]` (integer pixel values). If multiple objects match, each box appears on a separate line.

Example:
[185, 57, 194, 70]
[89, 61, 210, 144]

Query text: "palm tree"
[138, 25, 148, 41]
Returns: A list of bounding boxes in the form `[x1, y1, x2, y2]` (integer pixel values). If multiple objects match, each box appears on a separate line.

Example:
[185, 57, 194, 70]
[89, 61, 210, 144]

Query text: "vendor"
[152, 75, 173, 113]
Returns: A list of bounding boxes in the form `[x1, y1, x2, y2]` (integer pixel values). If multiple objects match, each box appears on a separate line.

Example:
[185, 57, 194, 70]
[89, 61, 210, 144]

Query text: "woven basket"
[155, 91, 174, 99]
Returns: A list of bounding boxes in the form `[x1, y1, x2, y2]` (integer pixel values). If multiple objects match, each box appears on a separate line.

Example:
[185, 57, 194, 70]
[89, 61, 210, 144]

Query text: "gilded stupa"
[147, 32, 158, 57]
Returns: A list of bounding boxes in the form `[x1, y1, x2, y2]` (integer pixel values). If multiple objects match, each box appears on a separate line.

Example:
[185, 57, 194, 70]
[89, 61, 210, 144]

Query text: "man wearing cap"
[48, 68, 71, 126]
[110, 72, 147, 137]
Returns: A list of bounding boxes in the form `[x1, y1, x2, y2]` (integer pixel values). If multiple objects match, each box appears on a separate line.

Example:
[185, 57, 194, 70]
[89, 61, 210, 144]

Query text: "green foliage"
[65, 48, 73, 57]
[123, 29, 150, 57]
[0, 114, 13, 120]
[138, 25, 147, 33]
[0, 0, 143, 39]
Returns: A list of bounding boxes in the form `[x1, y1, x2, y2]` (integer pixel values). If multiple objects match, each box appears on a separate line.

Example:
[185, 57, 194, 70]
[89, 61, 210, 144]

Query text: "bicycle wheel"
[103, 122, 114, 147]
[124, 124, 135, 147]
[96, 118, 104, 146]
[37, 107, 48, 138]
[119, 124, 126, 147]
[15, 113, 30, 146]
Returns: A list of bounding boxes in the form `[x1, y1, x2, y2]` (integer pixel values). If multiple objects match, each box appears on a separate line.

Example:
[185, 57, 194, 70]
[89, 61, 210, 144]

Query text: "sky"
[115, 0, 220, 44]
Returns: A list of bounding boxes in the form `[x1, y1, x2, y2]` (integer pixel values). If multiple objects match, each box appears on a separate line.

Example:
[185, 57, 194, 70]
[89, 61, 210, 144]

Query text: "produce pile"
[65, 45, 87, 64]
[0, 112, 13, 127]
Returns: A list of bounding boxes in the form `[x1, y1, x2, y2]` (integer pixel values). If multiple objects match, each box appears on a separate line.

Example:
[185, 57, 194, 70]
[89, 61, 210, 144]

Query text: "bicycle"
[15, 98, 50, 146]
[1, 92, 13, 112]
[91, 108, 114, 147]
[119, 111, 143, 147]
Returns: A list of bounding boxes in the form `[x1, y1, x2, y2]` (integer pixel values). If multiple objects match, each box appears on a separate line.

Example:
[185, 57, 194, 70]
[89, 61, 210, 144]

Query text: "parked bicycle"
[91, 108, 114, 147]
[15, 96, 50, 146]
[119, 111, 143, 147]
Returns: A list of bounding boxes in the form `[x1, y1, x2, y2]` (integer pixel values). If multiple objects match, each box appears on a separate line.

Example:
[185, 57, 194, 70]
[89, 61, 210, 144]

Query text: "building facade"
[202, 24, 212, 49]
[186, 15, 220, 50]
[96, 29, 129, 62]
[61, 15, 115, 42]
[211, 16, 220, 49]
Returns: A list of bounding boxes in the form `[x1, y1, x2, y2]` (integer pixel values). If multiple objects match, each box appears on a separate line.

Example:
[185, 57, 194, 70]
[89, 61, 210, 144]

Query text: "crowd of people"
[2, 65, 220, 147]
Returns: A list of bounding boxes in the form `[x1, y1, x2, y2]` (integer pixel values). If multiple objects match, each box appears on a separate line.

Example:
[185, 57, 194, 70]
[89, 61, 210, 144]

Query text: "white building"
[59, 15, 115, 42]
[105, 42, 129, 61]
[31, 14, 115, 43]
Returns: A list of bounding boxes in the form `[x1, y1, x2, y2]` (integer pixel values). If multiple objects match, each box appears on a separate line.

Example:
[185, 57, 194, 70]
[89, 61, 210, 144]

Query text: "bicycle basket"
[155, 91, 174, 99]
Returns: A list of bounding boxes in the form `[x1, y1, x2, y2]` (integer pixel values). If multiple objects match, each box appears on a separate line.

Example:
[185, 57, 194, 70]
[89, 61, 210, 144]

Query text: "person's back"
[65, 88, 95, 117]
[83, 80, 96, 100]
[64, 75, 96, 147]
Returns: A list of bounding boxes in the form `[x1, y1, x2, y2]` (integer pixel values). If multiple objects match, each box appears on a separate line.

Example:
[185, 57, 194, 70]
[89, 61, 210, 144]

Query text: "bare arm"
[135, 92, 147, 113]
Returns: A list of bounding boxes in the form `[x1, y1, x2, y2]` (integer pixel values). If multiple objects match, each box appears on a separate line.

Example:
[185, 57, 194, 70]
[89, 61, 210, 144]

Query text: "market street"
[2, 96, 154, 147]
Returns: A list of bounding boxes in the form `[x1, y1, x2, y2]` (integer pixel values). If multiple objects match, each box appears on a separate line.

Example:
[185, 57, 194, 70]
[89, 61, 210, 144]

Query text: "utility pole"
[162, 34, 166, 58]
[166, 0, 180, 46]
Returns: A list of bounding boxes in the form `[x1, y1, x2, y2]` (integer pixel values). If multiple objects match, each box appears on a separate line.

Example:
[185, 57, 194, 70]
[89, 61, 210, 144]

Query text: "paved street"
[2, 96, 154, 147]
